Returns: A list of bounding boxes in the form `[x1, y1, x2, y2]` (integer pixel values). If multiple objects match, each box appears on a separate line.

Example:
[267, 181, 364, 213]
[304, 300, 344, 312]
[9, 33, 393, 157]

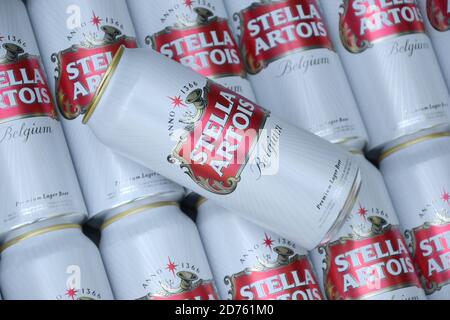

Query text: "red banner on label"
[148, 281, 218, 300]
[427, 0, 450, 31]
[339, 0, 425, 53]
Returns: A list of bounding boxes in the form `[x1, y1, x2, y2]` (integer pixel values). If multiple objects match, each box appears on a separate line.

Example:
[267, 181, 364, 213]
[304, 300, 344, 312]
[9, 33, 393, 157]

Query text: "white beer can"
[26, 0, 184, 224]
[197, 200, 324, 300]
[127, 0, 256, 100]
[100, 202, 219, 300]
[0, 0, 86, 238]
[419, 0, 450, 91]
[83, 47, 362, 250]
[311, 152, 426, 300]
[320, 0, 450, 153]
[224, 0, 368, 150]
[0, 221, 114, 300]
[380, 132, 450, 300]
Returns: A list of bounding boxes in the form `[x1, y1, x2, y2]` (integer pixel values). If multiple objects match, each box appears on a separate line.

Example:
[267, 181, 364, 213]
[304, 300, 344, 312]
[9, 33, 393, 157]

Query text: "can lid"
[82, 45, 125, 124]
[101, 201, 179, 231]
[379, 132, 450, 162]
[0, 224, 81, 253]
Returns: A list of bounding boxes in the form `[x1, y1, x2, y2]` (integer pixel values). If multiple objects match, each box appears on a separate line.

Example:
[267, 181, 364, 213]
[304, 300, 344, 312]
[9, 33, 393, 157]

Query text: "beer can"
[127, 0, 256, 100]
[224, 0, 368, 150]
[0, 221, 114, 300]
[0, 0, 86, 238]
[26, 0, 185, 224]
[197, 200, 324, 300]
[99, 201, 218, 300]
[83, 47, 362, 250]
[380, 132, 450, 300]
[320, 0, 450, 153]
[419, 0, 450, 91]
[311, 152, 426, 300]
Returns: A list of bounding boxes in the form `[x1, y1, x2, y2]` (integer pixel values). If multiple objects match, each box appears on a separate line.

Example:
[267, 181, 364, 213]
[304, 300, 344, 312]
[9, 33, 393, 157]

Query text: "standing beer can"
[419, 0, 450, 90]
[127, 0, 256, 100]
[311, 152, 426, 300]
[0, 220, 114, 300]
[197, 200, 324, 300]
[380, 132, 450, 300]
[26, 0, 184, 224]
[0, 0, 86, 238]
[100, 202, 218, 300]
[83, 47, 362, 250]
[320, 1, 450, 153]
[224, 0, 368, 150]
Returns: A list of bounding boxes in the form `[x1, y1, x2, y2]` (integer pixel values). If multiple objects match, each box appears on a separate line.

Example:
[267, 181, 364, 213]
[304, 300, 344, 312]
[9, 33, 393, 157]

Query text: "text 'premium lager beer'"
[83, 47, 362, 250]
[99, 202, 218, 300]
[127, 0, 256, 100]
[311, 153, 426, 300]
[380, 132, 450, 300]
[197, 200, 324, 300]
[224, 0, 368, 150]
[26, 0, 184, 224]
[320, 0, 450, 153]
[0, 0, 86, 237]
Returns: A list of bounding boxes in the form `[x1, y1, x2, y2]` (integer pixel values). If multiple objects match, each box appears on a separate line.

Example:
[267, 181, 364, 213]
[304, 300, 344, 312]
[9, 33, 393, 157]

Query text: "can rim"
[82, 45, 125, 124]
[379, 132, 450, 162]
[0, 224, 81, 253]
[101, 201, 179, 231]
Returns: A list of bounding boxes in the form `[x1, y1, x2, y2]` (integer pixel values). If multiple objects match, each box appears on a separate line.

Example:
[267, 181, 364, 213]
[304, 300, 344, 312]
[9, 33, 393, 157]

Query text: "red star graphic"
[90, 11, 102, 30]
[168, 96, 187, 108]
[442, 190, 450, 204]
[263, 233, 274, 251]
[65, 288, 78, 300]
[183, 0, 194, 10]
[166, 257, 178, 277]
[357, 204, 368, 220]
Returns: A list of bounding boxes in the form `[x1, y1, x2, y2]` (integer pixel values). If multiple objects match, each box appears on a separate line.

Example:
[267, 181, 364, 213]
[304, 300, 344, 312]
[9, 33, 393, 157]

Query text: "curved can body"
[320, 0, 450, 152]
[380, 133, 450, 300]
[127, 0, 256, 100]
[26, 0, 184, 223]
[0, 0, 86, 237]
[83, 47, 362, 250]
[0, 222, 114, 300]
[224, 0, 368, 150]
[100, 202, 218, 300]
[311, 153, 426, 300]
[197, 200, 324, 300]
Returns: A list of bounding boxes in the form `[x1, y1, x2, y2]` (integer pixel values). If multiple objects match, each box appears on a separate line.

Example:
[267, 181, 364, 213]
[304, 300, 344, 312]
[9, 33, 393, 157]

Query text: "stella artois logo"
[140, 257, 218, 300]
[0, 42, 57, 123]
[147, 6, 245, 79]
[51, 12, 137, 120]
[318, 213, 422, 300]
[427, 0, 450, 31]
[339, 0, 426, 53]
[235, 0, 333, 74]
[167, 81, 270, 195]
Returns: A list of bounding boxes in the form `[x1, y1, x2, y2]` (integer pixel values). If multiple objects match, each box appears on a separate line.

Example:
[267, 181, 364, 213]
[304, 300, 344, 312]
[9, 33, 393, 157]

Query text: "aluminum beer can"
[197, 200, 324, 300]
[0, 0, 86, 238]
[320, 0, 450, 153]
[224, 0, 368, 150]
[83, 47, 362, 250]
[127, 0, 256, 101]
[100, 202, 219, 300]
[380, 132, 450, 300]
[311, 153, 426, 300]
[0, 221, 114, 300]
[26, 0, 185, 223]
[419, 0, 450, 91]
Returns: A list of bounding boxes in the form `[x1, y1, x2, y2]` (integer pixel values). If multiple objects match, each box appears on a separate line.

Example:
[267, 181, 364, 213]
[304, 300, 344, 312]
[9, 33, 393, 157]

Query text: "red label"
[0, 54, 56, 122]
[339, 0, 425, 53]
[225, 255, 323, 300]
[238, 0, 333, 74]
[321, 226, 422, 300]
[147, 281, 218, 300]
[54, 36, 137, 120]
[427, 0, 450, 31]
[169, 82, 270, 195]
[408, 221, 450, 294]
[150, 18, 245, 78]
